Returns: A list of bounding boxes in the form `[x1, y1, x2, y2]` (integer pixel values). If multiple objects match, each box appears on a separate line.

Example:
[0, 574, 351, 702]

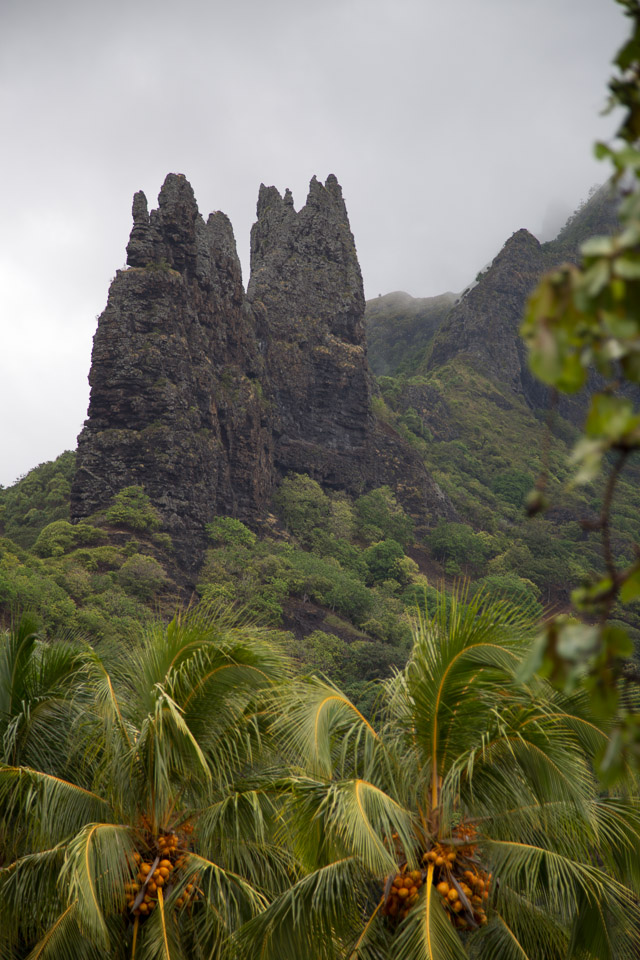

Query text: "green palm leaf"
[236, 856, 364, 960]
[392, 866, 467, 960]
[23, 901, 90, 960]
[60, 822, 135, 945]
[0, 765, 111, 847]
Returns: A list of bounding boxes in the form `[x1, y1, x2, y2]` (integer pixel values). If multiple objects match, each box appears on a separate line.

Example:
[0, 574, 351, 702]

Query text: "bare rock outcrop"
[426, 229, 547, 394]
[247, 175, 371, 488]
[71, 173, 452, 571]
[71, 174, 273, 569]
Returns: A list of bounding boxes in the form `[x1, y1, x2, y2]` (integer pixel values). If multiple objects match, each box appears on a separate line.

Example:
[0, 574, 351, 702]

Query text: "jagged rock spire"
[247, 175, 370, 485]
[71, 173, 452, 573]
[71, 175, 272, 570]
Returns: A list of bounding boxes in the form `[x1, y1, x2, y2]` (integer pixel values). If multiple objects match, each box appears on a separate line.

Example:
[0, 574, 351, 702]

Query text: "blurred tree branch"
[520, 0, 640, 781]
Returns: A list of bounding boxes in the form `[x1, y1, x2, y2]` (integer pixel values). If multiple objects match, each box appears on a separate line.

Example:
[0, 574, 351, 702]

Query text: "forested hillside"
[366, 181, 640, 647]
[1, 179, 639, 710]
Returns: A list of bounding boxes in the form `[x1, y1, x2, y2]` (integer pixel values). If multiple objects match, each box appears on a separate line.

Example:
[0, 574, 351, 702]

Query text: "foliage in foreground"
[243, 590, 640, 960]
[2, 592, 640, 959]
[520, 0, 640, 778]
[0, 608, 290, 959]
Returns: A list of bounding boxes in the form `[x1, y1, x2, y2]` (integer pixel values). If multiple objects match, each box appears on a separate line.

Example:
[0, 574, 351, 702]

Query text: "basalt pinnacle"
[71, 173, 273, 570]
[247, 174, 371, 487]
[71, 173, 451, 571]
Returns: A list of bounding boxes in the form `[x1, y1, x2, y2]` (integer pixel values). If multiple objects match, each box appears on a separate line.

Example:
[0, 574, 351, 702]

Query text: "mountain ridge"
[71, 173, 453, 571]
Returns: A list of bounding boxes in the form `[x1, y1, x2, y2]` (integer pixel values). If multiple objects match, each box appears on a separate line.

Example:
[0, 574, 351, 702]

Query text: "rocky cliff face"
[71, 173, 451, 570]
[421, 184, 621, 422]
[426, 229, 547, 396]
[71, 174, 273, 568]
[247, 175, 371, 489]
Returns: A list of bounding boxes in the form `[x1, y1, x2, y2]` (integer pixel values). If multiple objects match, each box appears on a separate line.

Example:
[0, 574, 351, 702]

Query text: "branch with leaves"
[520, 0, 640, 780]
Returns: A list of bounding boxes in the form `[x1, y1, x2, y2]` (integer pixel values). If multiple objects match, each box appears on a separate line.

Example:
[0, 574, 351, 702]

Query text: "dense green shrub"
[355, 486, 414, 546]
[491, 468, 535, 508]
[71, 545, 124, 572]
[272, 474, 330, 542]
[117, 554, 167, 600]
[427, 521, 490, 572]
[0, 451, 75, 548]
[105, 486, 161, 532]
[206, 516, 256, 548]
[286, 551, 374, 623]
[474, 574, 543, 618]
[327, 496, 357, 540]
[363, 539, 406, 585]
[33, 520, 102, 558]
[310, 532, 368, 578]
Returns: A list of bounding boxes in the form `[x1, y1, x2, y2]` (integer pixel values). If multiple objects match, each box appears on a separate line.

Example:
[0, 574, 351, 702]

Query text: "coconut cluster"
[382, 823, 492, 932]
[124, 826, 200, 921]
[382, 868, 424, 921]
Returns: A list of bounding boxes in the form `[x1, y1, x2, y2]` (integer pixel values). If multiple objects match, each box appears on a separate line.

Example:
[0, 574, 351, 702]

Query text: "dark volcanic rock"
[72, 173, 453, 572]
[423, 229, 587, 424]
[366, 420, 456, 529]
[247, 175, 371, 488]
[426, 229, 547, 394]
[421, 184, 621, 424]
[72, 174, 273, 569]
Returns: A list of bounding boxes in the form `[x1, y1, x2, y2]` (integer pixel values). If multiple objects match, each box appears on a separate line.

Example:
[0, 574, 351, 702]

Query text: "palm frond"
[1, 618, 89, 770]
[23, 901, 95, 960]
[174, 850, 267, 926]
[485, 835, 637, 918]
[236, 855, 364, 960]
[392, 865, 467, 960]
[473, 908, 565, 960]
[323, 778, 414, 874]
[195, 787, 295, 893]
[0, 613, 41, 721]
[396, 589, 534, 807]
[59, 821, 135, 946]
[591, 796, 640, 891]
[0, 764, 111, 847]
[274, 675, 380, 780]
[0, 844, 67, 948]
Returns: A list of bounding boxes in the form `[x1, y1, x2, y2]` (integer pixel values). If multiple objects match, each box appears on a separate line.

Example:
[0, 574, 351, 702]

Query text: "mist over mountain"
[2, 174, 639, 690]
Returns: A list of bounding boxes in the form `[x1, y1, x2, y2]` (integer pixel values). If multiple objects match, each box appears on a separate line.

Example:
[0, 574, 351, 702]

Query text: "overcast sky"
[0, 0, 628, 487]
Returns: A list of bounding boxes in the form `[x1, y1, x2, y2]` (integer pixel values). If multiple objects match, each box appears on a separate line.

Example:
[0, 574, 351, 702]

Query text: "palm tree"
[0, 612, 90, 792]
[0, 612, 92, 886]
[0, 606, 290, 959]
[241, 589, 640, 960]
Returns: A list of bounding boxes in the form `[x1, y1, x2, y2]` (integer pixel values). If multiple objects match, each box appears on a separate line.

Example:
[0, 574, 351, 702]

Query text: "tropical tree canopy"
[240, 590, 640, 960]
[0, 607, 291, 960]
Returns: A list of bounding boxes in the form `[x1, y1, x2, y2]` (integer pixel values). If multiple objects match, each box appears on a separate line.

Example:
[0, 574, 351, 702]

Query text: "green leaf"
[613, 254, 640, 279]
[569, 438, 605, 485]
[585, 393, 639, 442]
[556, 623, 600, 662]
[602, 624, 633, 659]
[583, 259, 610, 297]
[581, 236, 615, 258]
[594, 141, 614, 161]
[620, 568, 640, 603]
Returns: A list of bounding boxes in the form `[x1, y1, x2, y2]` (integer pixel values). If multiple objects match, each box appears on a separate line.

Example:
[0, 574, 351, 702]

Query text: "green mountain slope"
[365, 290, 456, 376]
[369, 183, 640, 639]
[2, 180, 637, 696]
